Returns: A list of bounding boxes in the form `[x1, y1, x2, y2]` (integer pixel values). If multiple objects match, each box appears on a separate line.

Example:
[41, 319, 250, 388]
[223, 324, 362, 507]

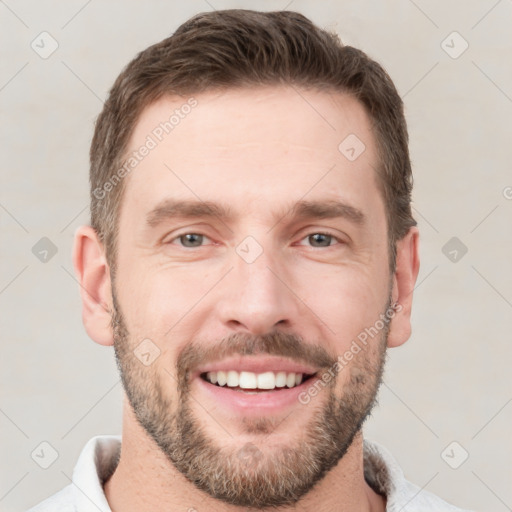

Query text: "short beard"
[112, 292, 389, 508]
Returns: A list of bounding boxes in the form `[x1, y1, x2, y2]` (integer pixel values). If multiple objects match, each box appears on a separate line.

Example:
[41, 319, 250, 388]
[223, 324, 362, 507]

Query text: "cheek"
[293, 262, 389, 346]
[116, 264, 216, 348]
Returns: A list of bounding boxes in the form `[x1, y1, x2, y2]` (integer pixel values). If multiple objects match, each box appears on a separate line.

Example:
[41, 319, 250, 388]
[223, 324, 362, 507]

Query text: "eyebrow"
[289, 199, 365, 225]
[146, 198, 365, 228]
[146, 199, 234, 227]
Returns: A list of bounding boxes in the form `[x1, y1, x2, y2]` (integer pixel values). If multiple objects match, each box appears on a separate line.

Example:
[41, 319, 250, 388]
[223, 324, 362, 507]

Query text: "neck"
[104, 399, 386, 512]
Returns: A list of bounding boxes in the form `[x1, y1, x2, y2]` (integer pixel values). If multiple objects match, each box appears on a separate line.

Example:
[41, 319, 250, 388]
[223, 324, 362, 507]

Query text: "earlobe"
[387, 227, 420, 348]
[72, 225, 114, 346]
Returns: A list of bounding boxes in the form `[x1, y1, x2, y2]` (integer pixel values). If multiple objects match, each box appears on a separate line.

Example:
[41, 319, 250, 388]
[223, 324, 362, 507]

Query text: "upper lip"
[192, 356, 319, 379]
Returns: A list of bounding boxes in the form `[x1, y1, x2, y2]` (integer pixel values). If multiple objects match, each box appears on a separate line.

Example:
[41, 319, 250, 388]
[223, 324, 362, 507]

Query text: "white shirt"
[27, 435, 473, 511]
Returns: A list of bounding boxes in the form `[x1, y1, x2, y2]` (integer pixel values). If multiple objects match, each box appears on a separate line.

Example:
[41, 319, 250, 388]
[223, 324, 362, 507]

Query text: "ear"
[72, 225, 114, 346]
[387, 227, 420, 348]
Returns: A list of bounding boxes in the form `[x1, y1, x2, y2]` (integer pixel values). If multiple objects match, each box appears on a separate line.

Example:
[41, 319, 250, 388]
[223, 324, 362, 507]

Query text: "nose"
[216, 243, 300, 335]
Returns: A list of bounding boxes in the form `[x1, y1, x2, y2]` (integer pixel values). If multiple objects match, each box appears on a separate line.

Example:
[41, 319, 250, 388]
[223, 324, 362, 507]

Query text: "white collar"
[64, 435, 469, 511]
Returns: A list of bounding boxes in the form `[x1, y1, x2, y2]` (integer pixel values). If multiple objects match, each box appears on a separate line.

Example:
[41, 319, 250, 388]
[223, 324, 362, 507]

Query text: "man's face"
[112, 87, 392, 507]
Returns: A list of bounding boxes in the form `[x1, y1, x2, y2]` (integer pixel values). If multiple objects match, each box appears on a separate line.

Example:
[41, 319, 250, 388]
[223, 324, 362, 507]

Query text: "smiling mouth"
[200, 370, 317, 393]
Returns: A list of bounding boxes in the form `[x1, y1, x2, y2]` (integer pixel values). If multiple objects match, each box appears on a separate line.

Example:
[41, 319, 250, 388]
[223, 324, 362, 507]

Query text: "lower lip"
[194, 375, 320, 416]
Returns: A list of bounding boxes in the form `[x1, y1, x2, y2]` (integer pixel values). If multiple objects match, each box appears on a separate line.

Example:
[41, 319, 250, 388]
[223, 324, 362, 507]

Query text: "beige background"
[1, 1, 511, 511]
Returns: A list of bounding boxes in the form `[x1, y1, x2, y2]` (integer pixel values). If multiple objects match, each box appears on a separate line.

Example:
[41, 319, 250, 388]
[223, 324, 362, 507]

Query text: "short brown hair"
[90, 9, 416, 273]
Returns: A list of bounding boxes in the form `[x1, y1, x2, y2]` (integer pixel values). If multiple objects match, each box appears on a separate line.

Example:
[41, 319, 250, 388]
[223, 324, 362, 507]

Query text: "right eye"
[167, 233, 213, 248]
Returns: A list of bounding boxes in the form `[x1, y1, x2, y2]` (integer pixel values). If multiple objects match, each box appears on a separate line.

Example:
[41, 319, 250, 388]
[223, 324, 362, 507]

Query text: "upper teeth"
[206, 371, 305, 389]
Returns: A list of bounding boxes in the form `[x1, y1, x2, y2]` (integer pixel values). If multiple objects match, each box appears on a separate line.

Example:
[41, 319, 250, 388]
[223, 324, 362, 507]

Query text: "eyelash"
[166, 232, 344, 248]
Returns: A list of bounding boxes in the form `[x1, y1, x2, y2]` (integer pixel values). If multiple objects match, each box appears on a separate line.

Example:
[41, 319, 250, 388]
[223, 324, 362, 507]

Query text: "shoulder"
[26, 435, 121, 512]
[363, 439, 475, 512]
[26, 484, 76, 512]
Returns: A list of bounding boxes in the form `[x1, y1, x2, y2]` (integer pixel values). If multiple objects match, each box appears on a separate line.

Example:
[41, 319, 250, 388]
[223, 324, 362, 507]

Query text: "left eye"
[299, 233, 339, 247]
[170, 233, 211, 248]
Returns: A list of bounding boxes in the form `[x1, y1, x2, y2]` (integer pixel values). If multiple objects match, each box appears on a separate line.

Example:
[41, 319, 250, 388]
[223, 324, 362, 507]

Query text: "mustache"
[176, 331, 338, 390]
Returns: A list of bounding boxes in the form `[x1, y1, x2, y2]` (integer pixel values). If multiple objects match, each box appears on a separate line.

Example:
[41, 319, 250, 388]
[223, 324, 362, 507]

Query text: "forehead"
[120, 86, 382, 223]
